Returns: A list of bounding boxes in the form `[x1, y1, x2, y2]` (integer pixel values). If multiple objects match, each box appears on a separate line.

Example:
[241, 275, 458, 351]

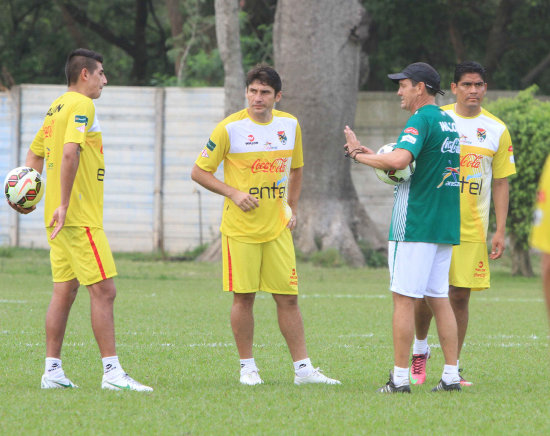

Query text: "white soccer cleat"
[240, 370, 263, 385]
[101, 373, 153, 392]
[41, 373, 78, 389]
[294, 368, 341, 385]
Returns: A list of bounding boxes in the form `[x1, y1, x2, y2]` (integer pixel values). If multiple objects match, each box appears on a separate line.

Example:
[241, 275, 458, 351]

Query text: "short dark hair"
[409, 78, 438, 96]
[454, 61, 486, 84]
[246, 65, 282, 94]
[65, 48, 103, 86]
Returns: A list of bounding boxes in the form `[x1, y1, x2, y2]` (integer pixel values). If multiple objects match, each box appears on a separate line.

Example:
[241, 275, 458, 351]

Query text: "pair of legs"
[393, 292, 458, 368]
[230, 291, 307, 361]
[46, 277, 117, 358]
[414, 286, 470, 359]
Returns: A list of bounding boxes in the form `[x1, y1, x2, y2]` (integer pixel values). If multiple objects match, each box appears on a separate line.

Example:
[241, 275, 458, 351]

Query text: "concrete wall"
[0, 85, 522, 252]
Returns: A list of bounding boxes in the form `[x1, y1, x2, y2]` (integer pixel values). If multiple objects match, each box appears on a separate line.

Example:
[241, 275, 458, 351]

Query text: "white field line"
[0, 300, 28, 303]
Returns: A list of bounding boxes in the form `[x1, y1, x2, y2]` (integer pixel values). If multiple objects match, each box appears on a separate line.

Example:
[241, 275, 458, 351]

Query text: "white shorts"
[388, 241, 453, 298]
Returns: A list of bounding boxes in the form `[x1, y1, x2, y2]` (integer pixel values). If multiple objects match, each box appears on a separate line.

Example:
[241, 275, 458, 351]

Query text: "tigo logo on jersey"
[264, 141, 278, 150]
[277, 131, 287, 145]
[404, 127, 418, 135]
[476, 128, 487, 142]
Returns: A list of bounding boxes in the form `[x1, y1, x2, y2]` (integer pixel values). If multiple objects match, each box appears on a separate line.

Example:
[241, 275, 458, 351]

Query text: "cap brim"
[387, 72, 408, 84]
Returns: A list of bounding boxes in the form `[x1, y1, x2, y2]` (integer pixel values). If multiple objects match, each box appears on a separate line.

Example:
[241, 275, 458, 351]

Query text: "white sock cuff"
[240, 358, 258, 374]
[413, 337, 429, 355]
[102, 356, 124, 376]
[45, 357, 62, 374]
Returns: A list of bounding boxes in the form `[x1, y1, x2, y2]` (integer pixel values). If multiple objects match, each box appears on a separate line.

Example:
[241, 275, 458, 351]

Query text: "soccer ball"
[4, 166, 44, 208]
[374, 143, 416, 185]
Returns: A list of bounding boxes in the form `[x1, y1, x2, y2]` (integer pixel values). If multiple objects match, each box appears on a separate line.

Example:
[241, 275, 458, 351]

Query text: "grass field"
[0, 247, 548, 435]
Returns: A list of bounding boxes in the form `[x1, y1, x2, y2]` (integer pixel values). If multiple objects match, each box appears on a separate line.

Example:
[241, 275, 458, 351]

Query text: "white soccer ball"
[4, 166, 44, 208]
[374, 143, 416, 185]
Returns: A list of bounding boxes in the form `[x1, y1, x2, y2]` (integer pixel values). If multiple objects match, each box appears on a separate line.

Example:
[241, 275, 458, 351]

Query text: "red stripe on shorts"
[226, 236, 233, 292]
[85, 227, 107, 280]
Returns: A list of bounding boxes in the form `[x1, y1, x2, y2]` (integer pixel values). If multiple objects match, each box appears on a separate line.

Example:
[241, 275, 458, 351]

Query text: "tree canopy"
[1, 0, 549, 92]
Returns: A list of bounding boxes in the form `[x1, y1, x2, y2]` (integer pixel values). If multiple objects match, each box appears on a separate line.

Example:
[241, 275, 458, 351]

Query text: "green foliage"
[309, 248, 345, 268]
[358, 241, 386, 268]
[486, 86, 550, 251]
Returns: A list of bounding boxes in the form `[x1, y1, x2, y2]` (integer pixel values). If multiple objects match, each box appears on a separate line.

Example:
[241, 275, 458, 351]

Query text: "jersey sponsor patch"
[477, 128, 487, 142]
[404, 127, 418, 135]
[75, 115, 88, 125]
[401, 134, 417, 144]
[201, 149, 209, 158]
[206, 139, 216, 151]
[76, 125, 86, 133]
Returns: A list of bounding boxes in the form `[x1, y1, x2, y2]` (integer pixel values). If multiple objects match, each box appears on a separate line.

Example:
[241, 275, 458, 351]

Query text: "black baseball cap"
[387, 62, 445, 95]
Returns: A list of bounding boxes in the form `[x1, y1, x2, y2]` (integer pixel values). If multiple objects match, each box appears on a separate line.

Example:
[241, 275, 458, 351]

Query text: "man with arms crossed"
[191, 65, 339, 386]
[411, 61, 516, 386]
[344, 62, 462, 392]
[9, 49, 152, 391]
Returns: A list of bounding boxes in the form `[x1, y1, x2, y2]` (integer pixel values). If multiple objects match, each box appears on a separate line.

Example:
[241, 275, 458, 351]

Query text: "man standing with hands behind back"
[411, 61, 516, 387]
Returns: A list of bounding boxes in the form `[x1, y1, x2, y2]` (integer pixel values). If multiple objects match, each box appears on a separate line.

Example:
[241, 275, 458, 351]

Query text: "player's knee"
[449, 287, 470, 306]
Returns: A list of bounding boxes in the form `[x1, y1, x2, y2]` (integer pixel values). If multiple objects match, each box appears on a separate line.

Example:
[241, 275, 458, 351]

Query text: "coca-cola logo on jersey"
[460, 153, 482, 169]
[251, 158, 288, 173]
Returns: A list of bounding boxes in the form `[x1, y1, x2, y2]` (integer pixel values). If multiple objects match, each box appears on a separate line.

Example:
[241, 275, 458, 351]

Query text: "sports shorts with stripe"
[222, 228, 298, 295]
[388, 240, 453, 298]
[47, 226, 117, 286]
[449, 241, 490, 291]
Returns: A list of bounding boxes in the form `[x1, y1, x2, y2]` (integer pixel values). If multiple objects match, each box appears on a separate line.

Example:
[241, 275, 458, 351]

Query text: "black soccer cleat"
[377, 371, 411, 393]
[431, 379, 461, 392]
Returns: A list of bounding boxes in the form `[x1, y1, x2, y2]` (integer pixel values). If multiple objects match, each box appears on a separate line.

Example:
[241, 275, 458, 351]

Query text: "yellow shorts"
[222, 228, 298, 294]
[449, 241, 489, 291]
[47, 226, 117, 286]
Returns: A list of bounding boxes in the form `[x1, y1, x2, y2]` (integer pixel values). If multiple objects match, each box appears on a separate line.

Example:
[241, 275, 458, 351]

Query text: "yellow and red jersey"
[531, 155, 550, 253]
[441, 104, 516, 242]
[30, 91, 105, 228]
[195, 108, 304, 243]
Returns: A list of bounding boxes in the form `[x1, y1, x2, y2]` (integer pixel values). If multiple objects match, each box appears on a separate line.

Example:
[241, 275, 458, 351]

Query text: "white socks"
[240, 358, 258, 375]
[45, 357, 63, 377]
[413, 337, 429, 355]
[442, 364, 460, 384]
[393, 366, 409, 386]
[294, 358, 314, 377]
[102, 356, 124, 379]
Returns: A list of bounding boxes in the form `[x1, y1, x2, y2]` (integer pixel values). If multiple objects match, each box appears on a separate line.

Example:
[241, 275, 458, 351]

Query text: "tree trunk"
[198, 0, 245, 262]
[484, 0, 519, 85]
[215, 0, 245, 116]
[273, 0, 385, 266]
[165, 0, 184, 78]
[509, 235, 534, 277]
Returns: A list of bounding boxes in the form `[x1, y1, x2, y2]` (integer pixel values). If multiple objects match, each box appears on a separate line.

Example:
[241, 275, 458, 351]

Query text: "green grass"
[0, 247, 548, 435]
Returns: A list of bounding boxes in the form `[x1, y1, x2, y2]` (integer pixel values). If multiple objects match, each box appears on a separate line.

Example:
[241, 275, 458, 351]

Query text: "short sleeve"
[64, 99, 95, 147]
[492, 127, 516, 179]
[195, 122, 230, 173]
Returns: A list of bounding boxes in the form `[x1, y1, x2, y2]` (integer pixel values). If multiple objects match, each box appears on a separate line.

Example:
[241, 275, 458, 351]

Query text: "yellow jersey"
[441, 104, 516, 242]
[30, 91, 105, 228]
[195, 108, 304, 243]
[531, 155, 550, 253]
